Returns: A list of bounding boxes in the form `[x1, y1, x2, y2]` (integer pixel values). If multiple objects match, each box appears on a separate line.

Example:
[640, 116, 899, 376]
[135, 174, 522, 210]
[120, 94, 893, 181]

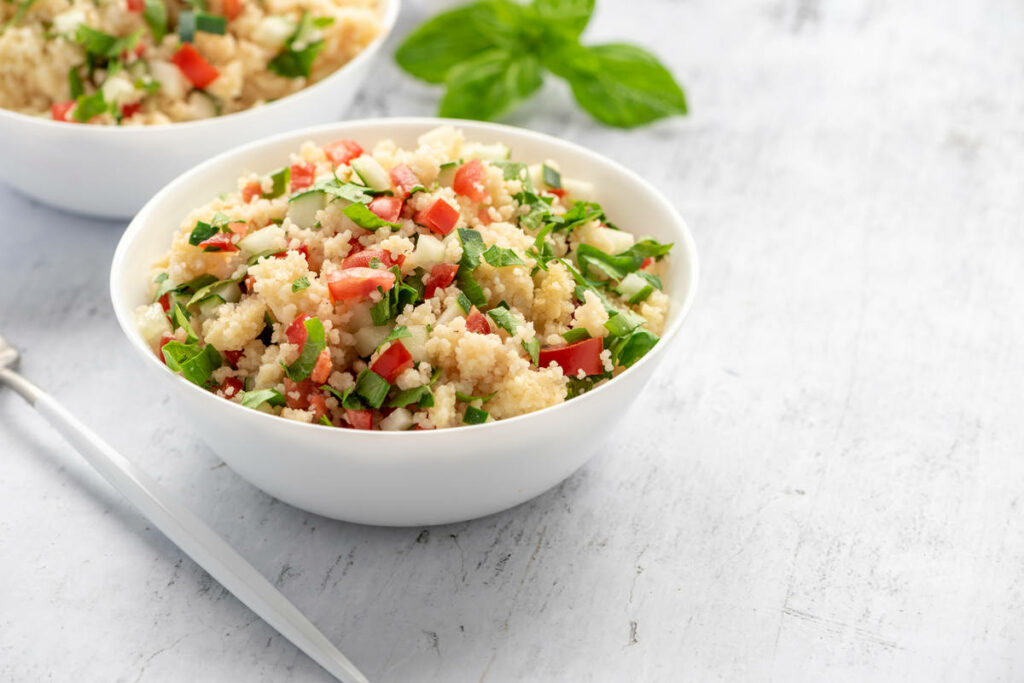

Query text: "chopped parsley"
[486, 305, 518, 335]
[239, 388, 286, 409]
[291, 276, 310, 292]
[353, 369, 390, 409]
[343, 202, 401, 230]
[462, 405, 489, 425]
[481, 244, 526, 268]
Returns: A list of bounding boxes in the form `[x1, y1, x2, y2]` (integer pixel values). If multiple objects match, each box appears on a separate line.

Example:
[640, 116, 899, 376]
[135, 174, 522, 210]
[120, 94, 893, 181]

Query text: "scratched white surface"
[2, 0, 1024, 681]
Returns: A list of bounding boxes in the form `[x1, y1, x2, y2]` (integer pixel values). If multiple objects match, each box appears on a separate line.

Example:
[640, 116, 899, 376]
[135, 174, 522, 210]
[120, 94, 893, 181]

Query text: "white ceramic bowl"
[110, 118, 699, 526]
[0, 0, 398, 219]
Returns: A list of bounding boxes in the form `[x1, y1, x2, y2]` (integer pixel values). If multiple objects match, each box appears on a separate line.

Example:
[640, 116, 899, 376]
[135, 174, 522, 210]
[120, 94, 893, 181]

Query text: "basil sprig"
[395, 0, 686, 128]
[162, 341, 222, 387]
[268, 11, 325, 79]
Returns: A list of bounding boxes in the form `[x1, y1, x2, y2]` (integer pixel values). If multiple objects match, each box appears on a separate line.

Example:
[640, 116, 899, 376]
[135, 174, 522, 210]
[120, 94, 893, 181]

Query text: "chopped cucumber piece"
[287, 190, 326, 229]
[437, 162, 457, 188]
[238, 226, 285, 256]
[615, 272, 653, 304]
[408, 234, 445, 270]
[603, 227, 636, 254]
[350, 155, 390, 192]
[354, 323, 394, 357]
[379, 407, 414, 431]
[198, 295, 226, 316]
[561, 177, 595, 202]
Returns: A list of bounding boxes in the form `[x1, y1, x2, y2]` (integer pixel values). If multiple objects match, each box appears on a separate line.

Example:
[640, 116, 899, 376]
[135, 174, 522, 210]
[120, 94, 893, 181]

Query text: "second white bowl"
[110, 118, 699, 526]
[0, 0, 398, 219]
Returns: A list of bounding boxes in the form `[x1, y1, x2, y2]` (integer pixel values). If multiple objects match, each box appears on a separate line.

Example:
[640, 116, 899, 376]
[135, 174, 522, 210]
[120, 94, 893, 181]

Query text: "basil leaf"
[395, 0, 526, 84]
[188, 220, 219, 246]
[439, 49, 543, 121]
[482, 245, 526, 268]
[265, 167, 290, 198]
[343, 202, 401, 230]
[162, 341, 221, 387]
[387, 384, 435, 409]
[239, 388, 286, 409]
[68, 67, 84, 99]
[291, 276, 310, 292]
[318, 415, 333, 426]
[532, 0, 593, 38]
[284, 316, 326, 381]
[562, 327, 591, 343]
[576, 243, 629, 280]
[456, 390, 496, 404]
[72, 91, 106, 122]
[547, 43, 687, 128]
[486, 306, 518, 335]
[557, 200, 604, 232]
[317, 179, 373, 204]
[604, 309, 645, 338]
[377, 325, 411, 352]
[521, 337, 539, 365]
[613, 328, 658, 368]
[636, 271, 663, 291]
[463, 405, 489, 425]
[354, 369, 389, 409]
[144, 0, 167, 42]
[542, 164, 562, 189]
[321, 384, 365, 411]
[73, 25, 119, 56]
[171, 303, 198, 343]
[268, 40, 324, 78]
[458, 228, 486, 268]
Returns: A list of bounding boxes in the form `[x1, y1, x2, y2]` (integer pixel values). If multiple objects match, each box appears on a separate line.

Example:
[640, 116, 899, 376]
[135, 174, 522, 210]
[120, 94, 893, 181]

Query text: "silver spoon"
[0, 333, 368, 683]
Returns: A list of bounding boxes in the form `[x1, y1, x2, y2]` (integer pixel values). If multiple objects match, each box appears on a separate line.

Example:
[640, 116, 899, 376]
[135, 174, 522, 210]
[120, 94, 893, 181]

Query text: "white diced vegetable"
[602, 228, 636, 254]
[561, 177, 595, 201]
[380, 407, 414, 431]
[135, 302, 172, 350]
[354, 324, 393, 357]
[53, 9, 86, 34]
[252, 16, 296, 48]
[407, 234, 445, 271]
[101, 73, 135, 107]
[187, 91, 217, 120]
[614, 272, 652, 303]
[403, 325, 429, 364]
[463, 142, 511, 161]
[149, 60, 187, 101]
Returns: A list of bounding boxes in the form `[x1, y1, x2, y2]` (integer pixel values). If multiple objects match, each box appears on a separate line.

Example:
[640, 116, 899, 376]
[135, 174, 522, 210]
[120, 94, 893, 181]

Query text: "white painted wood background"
[2, 0, 1022, 680]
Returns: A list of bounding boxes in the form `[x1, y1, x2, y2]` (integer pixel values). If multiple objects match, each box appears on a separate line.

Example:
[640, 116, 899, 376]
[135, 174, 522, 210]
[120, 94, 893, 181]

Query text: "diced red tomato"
[465, 307, 490, 335]
[538, 337, 604, 376]
[389, 163, 420, 197]
[453, 159, 488, 202]
[219, 376, 243, 399]
[286, 313, 312, 350]
[121, 102, 142, 119]
[225, 221, 247, 236]
[242, 181, 262, 203]
[222, 0, 242, 19]
[197, 232, 238, 252]
[51, 101, 75, 123]
[370, 340, 413, 383]
[290, 162, 316, 192]
[341, 248, 403, 270]
[171, 43, 219, 89]
[223, 349, 244, 368]
[417, 199, 459, 236]
[243, 274, 256, 293]
[158, 292, 171, 312]
[122, 43, 145, 62]
[641, 257, 654, 269]
[477, 207, 492, 225]
[423, 263, 458, 298]
[548, 187, 567, 199]
[284, 377, 316, 410]
[308, 393, 329, 421]
[157, 333, 176, 363]
[323, 139, 364, 167]
[345, 409, 373, 430]
[310, 349, 332, 384]
[326, 267, 395, 302]
[368, 196, 404, 223]
[126, 0, 143, 11]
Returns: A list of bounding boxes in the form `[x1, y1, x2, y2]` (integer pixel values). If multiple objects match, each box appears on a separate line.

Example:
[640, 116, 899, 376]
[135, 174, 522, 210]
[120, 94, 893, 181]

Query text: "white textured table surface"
[3, 1, 1023, 681]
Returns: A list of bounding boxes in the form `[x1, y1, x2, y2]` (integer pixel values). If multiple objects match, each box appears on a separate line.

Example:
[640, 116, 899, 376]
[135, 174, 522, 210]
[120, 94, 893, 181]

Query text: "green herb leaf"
[456, 292, 473, 314]
[144, 0, 167, 42]
[440, 49, 543, 121]
[291, 276, 310, 292]
[482, 244, 526, 268]
[604, 309, 645, 337]
[387, 384, 435, 409]
[318, 415, 333, 426]
[171, 302, 198, 343]
[354, 369, 390, 409]
[268, 40, 324, 78]
[533, 0, 593, 38]
[547, 43, 687, 128]
[265, 167, 290, 199]
[284, 316, 326, 381]
[457, 228, 488, 307]
[486, 305, 519, 335]
[542, 163, 562, 189]
[343, 202, 401, 230]
[377, 325, 411, 351]
[456, 390, 497, 404]
[239, 388, 286, 409]
[68, 67, 84, 99]
[2, 0, 40, 33]
[522, 337, 539, 365]
[321, 384, 366, 411]
[562, 327, 591, 343]
[463, 405, 490, 424]
[187, 220, 219, 246]
[612, 328, 658, 368]
[394, 0, 527, 84]
[72, 91, 107, 122]
[162, 341, 221, 387]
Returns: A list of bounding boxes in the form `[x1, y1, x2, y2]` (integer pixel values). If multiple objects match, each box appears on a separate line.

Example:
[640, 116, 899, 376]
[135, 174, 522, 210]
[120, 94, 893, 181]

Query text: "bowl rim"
[110, 117, 700, 436]
[0, 0, 399, 134]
